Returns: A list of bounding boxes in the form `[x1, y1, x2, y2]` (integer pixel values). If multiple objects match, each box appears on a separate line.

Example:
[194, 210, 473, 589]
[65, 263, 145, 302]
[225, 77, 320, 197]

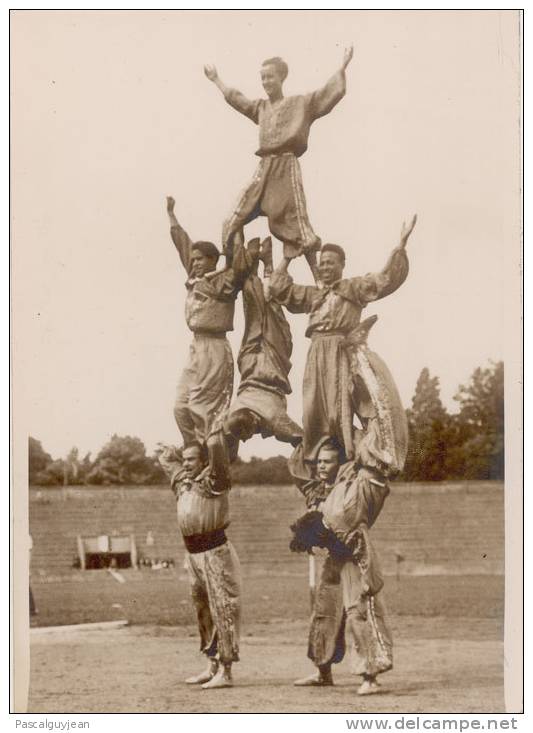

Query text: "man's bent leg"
[222, 161, 267, 257]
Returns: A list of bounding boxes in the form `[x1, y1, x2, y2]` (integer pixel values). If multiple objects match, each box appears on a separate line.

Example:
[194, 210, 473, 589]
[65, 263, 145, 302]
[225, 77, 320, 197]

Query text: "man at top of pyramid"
[204, 45, 354, 283]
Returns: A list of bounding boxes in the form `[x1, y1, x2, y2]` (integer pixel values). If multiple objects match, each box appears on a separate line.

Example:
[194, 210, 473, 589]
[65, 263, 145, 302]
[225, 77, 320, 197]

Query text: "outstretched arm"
[166, 196, 193, 275]
[156, 444, 183, 498]
[308, 45, 353, 120]
[205, 63, 261, 123]
[340, 44, 354, 72]
[398, 214, 418, 250]
[381, 214, 417, 268]
[204, 64, 231, 97]
[354, 215, 417, 305]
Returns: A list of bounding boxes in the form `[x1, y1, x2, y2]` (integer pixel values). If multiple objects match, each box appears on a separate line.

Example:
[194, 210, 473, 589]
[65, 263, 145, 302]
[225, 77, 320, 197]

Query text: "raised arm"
[157, 444, 183, 498]
[308, 45, 353, 121]
[353, 215, 417, 305]
[204, 63, 261, 123]
[341, 45, 354, 72]
[207, 229, 255, 302]
[204, 64, 231, 97]
[166, 196, 193, 275]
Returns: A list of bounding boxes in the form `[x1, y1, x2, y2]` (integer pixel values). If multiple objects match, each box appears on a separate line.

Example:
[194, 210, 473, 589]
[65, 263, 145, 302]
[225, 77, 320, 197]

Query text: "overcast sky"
[12, 10, 521, 461]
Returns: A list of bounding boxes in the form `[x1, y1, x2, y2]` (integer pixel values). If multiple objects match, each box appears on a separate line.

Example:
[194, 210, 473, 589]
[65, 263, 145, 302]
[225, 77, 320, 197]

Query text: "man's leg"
[295, 554, 345, 686]
[174, 343, 198, 447]
[261, 156, 321, 282]
[222, 161, 267, 259]
[271, 412, 304, 447]
[201, 541, 242, 689]
[184, 553, 219, 684]
[187, 337, 234, 448]
[340, 559, 393, 695]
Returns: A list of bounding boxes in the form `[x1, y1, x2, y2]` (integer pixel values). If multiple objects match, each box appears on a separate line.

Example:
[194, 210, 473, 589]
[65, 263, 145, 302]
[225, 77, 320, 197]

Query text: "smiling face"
[190, 250, 217, 279]
[316, 446, 341, 485]
[318, 251, 344, 286]
[182, 445, 205, 479]
[260, 63, 284, 99]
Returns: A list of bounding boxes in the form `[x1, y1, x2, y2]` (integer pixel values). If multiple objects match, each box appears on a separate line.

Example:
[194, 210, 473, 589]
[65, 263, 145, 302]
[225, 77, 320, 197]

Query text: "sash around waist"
[192, 330, 228, 340]
[259, 151, 296, 159]
[182, 528, 228, 554]
[310, 330, 348, 339]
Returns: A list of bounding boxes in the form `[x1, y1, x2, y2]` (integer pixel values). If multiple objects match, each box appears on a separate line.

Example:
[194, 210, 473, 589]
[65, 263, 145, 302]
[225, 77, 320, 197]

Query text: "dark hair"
[321, 243, 346, 266]
[262, 57, 289, 82]
[183, 442, 208, 464]
[225, 408, 261, 441]
[317, 437, 347, 464]
[192, 241, 220, 260]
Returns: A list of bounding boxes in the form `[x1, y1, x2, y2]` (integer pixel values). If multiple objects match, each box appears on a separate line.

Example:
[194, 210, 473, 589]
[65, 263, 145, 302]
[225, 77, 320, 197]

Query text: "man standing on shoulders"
[204, 47, 353, 281]
[166, 196, 249, 451]
[270, 215, 417, 463]
[158, 430, 241, 689]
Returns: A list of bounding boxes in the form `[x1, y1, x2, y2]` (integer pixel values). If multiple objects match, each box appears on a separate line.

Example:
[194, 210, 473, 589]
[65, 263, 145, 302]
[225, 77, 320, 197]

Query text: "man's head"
[261, 57, 288, 99]
[319, 244, 345, 286]
[182, 443, 207, 479]
[191, 241, 220, 278]
[316, 440, 344, 485]
[225, 408, 261, 442]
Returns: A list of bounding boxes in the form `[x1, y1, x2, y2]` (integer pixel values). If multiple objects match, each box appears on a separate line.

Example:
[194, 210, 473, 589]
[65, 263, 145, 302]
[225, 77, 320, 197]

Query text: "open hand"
[204, 64, 218, 82]
[399, 214, 418, 248]
[342, 45, 354, 70]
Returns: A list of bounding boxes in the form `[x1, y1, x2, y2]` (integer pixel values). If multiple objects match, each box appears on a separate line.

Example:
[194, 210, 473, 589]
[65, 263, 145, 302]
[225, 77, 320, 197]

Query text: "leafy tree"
[64, 447, 80, 484]
[87, 434, 164, 485]
[402, 368, 450, 481]
[34, 459, 67, 486]
[453, 361, 504, 479]
[29, 437, 53, 484]
[231, 455, 291, 485]
[80, 452, 94, 483]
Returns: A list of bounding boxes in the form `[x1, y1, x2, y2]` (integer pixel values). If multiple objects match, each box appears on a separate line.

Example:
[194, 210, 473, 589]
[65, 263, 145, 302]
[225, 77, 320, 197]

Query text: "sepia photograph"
[10, 9, 522, 717]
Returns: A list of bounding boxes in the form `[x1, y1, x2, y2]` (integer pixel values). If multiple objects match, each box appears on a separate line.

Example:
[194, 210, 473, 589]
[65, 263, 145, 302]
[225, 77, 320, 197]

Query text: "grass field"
[30, 570, 504, 629]
[27, 481, 507, 714]
[29, 481, 504, 628]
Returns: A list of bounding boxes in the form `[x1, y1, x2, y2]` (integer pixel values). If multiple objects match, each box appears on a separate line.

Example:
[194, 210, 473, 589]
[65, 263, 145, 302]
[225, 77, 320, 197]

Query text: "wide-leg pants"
[185, 541, 242, 664]
[308, 554, 346, 667]
[222, 154, 321, 259]
[174, 334, 233, 447]
[308, 552, 392, 677]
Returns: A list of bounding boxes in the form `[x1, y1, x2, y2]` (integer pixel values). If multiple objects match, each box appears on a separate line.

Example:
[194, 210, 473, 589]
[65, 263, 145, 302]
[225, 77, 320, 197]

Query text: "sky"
[11, 10, 521, 462]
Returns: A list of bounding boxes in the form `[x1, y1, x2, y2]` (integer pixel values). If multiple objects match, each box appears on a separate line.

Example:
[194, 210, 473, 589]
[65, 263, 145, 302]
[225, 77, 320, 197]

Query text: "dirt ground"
[28, 615, 503, 714]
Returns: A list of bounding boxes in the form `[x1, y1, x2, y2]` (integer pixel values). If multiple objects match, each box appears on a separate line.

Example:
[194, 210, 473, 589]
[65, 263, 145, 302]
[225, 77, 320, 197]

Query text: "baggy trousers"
[174, 334, 233, 447]
[185, 541, 242, 664]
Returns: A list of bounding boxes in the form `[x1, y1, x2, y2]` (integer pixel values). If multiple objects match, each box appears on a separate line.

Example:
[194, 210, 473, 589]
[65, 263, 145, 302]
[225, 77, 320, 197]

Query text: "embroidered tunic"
[220, 71, 347, 257]
[270, 248, 409, 461]
[223, 70, 346, 158]
[170, 222, 251, 447]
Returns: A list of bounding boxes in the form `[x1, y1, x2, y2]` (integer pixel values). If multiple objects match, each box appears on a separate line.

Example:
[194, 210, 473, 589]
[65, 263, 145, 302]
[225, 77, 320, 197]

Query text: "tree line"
[29, 360, 504, 487]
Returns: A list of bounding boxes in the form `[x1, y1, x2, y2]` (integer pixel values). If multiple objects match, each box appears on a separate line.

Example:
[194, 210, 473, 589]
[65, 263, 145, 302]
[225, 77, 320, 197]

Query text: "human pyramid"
[158, 46, 418, 696]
